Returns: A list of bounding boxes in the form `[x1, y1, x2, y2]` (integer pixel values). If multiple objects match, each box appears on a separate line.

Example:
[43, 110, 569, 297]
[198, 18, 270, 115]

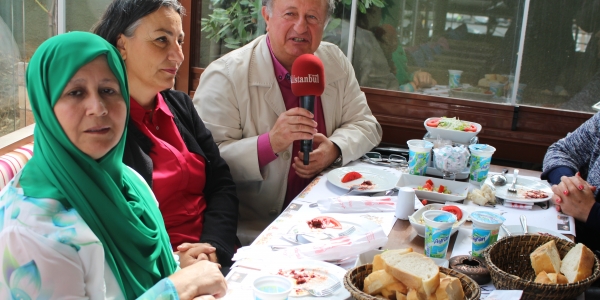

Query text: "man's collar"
[266, 35, 290, 83]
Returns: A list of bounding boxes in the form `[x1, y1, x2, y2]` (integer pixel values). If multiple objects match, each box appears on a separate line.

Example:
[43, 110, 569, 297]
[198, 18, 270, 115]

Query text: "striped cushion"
[0, 142, 34, 190]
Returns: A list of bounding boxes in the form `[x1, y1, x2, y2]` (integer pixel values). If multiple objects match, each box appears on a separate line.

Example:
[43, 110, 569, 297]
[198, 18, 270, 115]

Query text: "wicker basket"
[483, 235, 600, 300]
[344, 264, 481, 300]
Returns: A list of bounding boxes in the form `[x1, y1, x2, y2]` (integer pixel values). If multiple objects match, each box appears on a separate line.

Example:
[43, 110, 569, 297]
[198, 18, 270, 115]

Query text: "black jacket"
[122, 89, 239, 266]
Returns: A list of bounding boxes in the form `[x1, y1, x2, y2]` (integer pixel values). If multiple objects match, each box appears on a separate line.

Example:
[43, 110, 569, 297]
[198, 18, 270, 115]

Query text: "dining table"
[222, 160, 576, 300]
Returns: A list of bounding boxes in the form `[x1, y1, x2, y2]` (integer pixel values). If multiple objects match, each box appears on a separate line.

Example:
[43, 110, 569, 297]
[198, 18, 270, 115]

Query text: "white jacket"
[193, 35, 382, 245]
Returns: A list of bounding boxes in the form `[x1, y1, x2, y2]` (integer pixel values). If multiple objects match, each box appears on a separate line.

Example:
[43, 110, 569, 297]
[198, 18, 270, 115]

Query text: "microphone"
[291, 54, 325, 165]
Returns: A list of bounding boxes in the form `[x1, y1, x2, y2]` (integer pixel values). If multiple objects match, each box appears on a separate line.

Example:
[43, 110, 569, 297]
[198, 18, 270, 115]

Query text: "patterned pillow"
[0, 143, 34, 190]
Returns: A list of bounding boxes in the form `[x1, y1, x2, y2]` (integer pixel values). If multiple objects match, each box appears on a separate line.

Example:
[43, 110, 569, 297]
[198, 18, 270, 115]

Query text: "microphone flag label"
[291, 74, 319, 84]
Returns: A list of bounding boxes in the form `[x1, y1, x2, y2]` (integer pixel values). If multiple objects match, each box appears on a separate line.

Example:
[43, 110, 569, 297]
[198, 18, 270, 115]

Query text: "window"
[0, 0, 111, 138]
[192, 0, 600, 113]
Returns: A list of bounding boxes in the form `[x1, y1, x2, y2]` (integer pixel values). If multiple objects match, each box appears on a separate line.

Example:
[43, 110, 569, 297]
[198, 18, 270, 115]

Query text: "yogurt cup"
[253, 275, 293, 300]
[423, 210, 457, 258]
[470, 211, 506, 257]
[468, 144, 496, 186]
[407, 139, 434, 176]
[448, 70, 463, 88]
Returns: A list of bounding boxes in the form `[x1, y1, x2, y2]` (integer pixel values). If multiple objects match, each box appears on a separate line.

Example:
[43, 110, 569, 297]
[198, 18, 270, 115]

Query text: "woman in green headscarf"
[0, 31, 226, 299]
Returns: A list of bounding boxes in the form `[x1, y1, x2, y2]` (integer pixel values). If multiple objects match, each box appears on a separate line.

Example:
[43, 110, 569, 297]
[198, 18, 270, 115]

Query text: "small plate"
[265, 259, 350, 298]
[486, 175, 553, 204]
[326, 166, 399, 193]
[499, 225, 570, 242]
[285, 214, 380, 244]
[396, 174, 469, 202]
[424, 117, 482, 144]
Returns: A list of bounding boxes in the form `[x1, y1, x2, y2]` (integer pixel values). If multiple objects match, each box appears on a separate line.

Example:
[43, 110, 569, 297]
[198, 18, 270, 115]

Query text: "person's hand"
[269, 107, 317, 153]
[412, 70, 437, 89]
[551, 173, 597, 222]
[292, 134, 339, 179]
[176, 243, 218, 268]
[169, 260, 227, 300]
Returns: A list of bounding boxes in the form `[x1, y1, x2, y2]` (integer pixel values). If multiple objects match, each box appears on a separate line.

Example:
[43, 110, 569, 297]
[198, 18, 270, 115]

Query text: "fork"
[302, 281, 342, 297]
[338, 226, 356, 236]
[343, 185, 360, 196]
[508, 169, 519, 193]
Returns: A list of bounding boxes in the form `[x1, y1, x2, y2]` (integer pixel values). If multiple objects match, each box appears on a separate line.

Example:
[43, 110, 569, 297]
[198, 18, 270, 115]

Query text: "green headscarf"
[19, 31, 177, 299]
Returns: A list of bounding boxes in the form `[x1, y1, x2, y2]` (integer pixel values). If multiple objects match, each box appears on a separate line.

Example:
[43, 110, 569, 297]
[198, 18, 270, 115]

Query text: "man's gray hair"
[262, 0, 335, 22]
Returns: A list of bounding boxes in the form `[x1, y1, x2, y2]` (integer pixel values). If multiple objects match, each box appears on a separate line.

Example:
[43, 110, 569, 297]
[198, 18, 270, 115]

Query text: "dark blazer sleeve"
[163, 90, 239, 266]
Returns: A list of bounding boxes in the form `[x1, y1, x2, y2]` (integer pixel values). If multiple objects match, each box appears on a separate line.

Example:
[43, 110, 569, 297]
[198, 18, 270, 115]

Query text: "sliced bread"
[534, 271, 552, 284]
[547, 273, 569, 284]
[396, 291, 408, 300]
[378, 248, 414, 271]
[530, 240, 562, 274]
[363, 269, 398, 295]
[560, 243, 595, 283]
[436, 277, 465, 300]
[384, 252, 440, 296]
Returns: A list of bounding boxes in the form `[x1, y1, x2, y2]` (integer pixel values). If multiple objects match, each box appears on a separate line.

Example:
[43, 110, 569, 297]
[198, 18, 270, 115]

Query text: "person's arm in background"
[541, 112, 600, 184]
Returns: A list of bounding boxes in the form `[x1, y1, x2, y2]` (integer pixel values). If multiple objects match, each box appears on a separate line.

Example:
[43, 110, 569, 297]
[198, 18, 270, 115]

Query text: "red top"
[259, 36, 327, 208]
[129, 93, 207, 249]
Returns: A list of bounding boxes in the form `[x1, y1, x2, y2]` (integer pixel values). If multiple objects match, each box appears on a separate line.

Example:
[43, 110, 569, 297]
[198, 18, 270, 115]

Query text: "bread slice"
[384, 252, 440, 296]
[396, 291, 408, 300]
[530, 240, 562, 274]
[407, 288, 423, 300]
[548, 273, 568, 284]
[560, 243, 595, 283]
[378, 248, 414, 271]
[534, 271, 552, 284]
[436, 277, 465, 300]
[364, 270, 398, 295]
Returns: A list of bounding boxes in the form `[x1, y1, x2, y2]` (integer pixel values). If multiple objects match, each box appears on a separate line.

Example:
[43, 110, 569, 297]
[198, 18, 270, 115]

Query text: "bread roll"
[496, 74, 507, 83]
[384, 252, 440, 296]
[436, 277, 465, 300]
[364, 270, 398, 295]
[381, 282, 408, 300]
[560, 243, 595, 283]
[478, 78, 490, 87]
[530, 240, 562, 274]
[407, 288, 423, 300]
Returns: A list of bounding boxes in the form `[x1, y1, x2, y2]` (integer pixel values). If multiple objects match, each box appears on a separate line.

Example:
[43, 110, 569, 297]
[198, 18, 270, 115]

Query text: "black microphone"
[290, 54, 325, 165]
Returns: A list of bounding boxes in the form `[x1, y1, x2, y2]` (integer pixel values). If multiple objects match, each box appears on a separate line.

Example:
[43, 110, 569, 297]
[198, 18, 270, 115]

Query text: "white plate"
[285, 214, 380, 243]
[499, 225, 570, 242]
[265, 259, 350, 298]
[424, 117, 482, 144]
[326, 166, 399, 193]
[396, 174, 469, 202]
[486, 175, 553, 204]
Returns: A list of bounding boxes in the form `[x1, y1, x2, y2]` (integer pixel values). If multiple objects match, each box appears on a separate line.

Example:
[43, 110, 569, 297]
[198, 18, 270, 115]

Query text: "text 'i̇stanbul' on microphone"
[291, 74, 320, 83]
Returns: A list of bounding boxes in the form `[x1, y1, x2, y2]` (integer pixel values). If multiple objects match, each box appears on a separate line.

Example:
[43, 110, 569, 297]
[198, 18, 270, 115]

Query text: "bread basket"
[483, 235, 600, 300]
[344, 264, 481, 300]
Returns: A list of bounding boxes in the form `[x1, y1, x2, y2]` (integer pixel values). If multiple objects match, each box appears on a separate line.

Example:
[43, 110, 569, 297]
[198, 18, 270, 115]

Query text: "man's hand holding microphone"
[269, 54, 340, 178]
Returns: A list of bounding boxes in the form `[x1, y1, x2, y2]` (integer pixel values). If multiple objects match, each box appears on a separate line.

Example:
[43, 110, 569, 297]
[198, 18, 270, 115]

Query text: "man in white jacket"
[194, 0, 382, 245]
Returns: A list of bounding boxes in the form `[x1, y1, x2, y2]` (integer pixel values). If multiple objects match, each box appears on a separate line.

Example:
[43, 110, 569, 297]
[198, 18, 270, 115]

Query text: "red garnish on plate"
[341, 171, 362, 183]
[307, 216, 342, 229]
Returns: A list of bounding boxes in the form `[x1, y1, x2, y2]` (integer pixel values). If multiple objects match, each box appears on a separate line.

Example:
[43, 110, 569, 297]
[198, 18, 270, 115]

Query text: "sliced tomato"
[442, 205, 463, 220]
[421, 199, 428, 205]
[463, 124, 477, 132]
[308, 216, 342, 229]
[425, 179, 434, 186]
[423, 183, 433, 191]
[437, 185, 445, 193]
[341, 171, 362, 183]
[426, 118, 441, 127]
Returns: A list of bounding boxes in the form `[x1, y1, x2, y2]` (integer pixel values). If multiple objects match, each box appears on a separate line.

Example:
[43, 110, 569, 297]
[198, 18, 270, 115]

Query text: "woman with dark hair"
[0, 31, 226, 299]
[93, 0, 239, 271]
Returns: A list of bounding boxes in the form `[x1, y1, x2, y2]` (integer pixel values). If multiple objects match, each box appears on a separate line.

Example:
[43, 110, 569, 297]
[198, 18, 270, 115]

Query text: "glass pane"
[327, 0, 523, 104]
[65, 0, 111, 32]
[195, 0, 265, 67]
[0, 0, 56, 137]
[519, 1, 600, 112]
